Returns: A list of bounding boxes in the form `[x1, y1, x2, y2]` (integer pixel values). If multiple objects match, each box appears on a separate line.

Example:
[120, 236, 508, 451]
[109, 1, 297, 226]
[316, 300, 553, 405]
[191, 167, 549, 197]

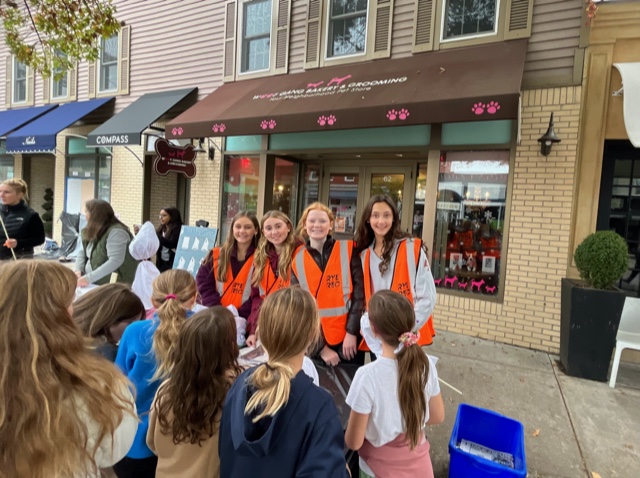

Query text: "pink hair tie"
[165, 294, 177, 301]
[399, 331, 420, 347]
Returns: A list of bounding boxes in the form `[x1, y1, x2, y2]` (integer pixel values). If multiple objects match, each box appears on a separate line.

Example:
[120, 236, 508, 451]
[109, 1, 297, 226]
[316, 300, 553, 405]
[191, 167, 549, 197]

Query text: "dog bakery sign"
[154, 139, 197, 179]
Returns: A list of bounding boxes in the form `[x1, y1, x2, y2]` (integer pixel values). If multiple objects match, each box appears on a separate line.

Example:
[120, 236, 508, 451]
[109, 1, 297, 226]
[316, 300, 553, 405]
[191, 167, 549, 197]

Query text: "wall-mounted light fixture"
[193, 137, 217, 161]
[537, 113, 561, 156]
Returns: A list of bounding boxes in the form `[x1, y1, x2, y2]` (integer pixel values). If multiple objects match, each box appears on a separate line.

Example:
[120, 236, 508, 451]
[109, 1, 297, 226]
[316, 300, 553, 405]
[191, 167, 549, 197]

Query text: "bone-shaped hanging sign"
[154, 138, 197, 179]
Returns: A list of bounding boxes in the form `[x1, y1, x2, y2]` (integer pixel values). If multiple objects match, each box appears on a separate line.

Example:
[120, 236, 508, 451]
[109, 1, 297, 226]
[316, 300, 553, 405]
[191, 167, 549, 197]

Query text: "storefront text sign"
[153, 138, 196, 179]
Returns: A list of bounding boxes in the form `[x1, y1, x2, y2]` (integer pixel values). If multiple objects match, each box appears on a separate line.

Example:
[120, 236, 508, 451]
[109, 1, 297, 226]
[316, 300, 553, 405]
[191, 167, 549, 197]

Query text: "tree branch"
[22, 0, 46, 56]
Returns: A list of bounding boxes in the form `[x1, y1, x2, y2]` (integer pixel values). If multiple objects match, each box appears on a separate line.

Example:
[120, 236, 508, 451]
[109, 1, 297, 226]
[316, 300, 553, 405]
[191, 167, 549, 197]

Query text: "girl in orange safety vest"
[246, 210, 304, 347]
[196, 212, 261, 334]
[291, 202, 366, 366]
[355, 195, 436, 354]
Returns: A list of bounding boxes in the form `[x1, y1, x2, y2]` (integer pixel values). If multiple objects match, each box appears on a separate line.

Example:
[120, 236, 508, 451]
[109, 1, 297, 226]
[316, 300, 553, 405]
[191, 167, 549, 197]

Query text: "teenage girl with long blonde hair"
[115, 269, 197, 478]
[0, 261, 137, 478]
[246, 210, 304, 346]
[219, 287, 350, 477]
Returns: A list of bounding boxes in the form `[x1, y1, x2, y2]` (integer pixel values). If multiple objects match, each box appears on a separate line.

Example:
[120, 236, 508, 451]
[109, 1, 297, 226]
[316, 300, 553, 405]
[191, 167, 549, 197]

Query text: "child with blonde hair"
[115, 269, 197, 478]
[219, 286, 350, 478]
[345, 290, 445, 478]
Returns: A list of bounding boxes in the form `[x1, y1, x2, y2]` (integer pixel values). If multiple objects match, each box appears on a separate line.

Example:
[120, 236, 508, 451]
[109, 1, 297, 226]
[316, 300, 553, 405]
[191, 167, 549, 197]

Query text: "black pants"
[113, 456, 157, 478]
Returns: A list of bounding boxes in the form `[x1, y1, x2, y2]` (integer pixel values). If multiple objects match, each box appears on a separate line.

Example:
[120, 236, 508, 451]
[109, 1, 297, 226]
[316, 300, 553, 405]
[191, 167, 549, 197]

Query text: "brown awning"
[166, 40, 527, 139]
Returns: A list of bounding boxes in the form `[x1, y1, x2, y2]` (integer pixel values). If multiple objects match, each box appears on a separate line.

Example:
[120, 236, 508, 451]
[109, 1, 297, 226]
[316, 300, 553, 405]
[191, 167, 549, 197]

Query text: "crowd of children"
[0, 195, 444, 478]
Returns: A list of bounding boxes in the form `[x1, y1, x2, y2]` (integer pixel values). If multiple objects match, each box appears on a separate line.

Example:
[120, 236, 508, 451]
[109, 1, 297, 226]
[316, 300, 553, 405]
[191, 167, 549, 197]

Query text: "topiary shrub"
[574, 230, 628, 289]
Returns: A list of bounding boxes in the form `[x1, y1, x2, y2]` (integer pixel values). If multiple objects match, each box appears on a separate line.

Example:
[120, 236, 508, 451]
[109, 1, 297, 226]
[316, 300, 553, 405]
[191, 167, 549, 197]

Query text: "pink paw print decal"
[398, 108, 410, 120]
[212, 123, 226, 133]
[318, 115, 327, 126]
[471, 103, 486, 115]
[486, 101, 501, 114]
[260, 119, 277, 130]
[327, 115, 336, 125]
[387, 109, 398, 121]
[171, 127, 183, 136]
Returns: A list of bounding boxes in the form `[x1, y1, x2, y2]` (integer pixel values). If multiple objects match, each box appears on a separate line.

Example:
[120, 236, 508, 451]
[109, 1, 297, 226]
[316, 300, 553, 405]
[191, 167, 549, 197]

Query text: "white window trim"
[12, 57, 27, 105]
[51, 52, 69, 100]
[98, 35, 118, 93]
[323, 0, 370, 62]
[440, 0, 500, 44]
[237, 0, 274, 77]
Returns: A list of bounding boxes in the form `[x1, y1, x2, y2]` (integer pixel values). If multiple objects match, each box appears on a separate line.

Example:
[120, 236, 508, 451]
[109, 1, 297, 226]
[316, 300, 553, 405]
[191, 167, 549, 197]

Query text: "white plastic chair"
[609, 296, 640, 388]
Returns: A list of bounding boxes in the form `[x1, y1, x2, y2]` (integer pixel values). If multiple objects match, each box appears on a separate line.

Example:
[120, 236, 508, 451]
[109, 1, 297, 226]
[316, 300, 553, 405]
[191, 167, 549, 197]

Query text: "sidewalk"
[426, 331, 640, 478]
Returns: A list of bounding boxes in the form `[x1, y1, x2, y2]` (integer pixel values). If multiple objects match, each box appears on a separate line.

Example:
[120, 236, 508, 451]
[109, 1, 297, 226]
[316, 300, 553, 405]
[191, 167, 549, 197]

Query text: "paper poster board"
[172, 225, 218, 276]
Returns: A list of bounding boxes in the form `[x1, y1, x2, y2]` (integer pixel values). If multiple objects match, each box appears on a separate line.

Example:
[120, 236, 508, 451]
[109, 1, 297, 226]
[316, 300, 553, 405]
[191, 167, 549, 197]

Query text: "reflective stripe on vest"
[258, 265, 288, 298]
[212, 248, 254, 308]
[293, 240, 353, 345]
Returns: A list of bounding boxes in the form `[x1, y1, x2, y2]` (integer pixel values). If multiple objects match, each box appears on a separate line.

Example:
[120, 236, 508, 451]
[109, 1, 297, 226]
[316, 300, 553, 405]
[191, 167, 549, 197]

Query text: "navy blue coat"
[219, 366, 350, 478]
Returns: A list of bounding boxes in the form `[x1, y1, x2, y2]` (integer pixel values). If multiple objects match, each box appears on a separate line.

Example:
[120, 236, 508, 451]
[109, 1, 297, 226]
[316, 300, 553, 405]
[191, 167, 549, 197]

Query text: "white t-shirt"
[346, 354, 440, 448]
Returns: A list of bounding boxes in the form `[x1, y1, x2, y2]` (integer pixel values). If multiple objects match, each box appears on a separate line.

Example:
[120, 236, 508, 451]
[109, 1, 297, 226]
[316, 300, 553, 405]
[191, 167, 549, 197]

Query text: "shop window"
[65, 137, 112, 214]
[327, 0, 368, 58]
[442, 0, 498, 41]
[99, 34, 118, 92]
[432, 150, 509, 298]
[240, 0, 272, 73]
[301, 164, 321, 210]
[13, 57, 27, 104]
[221, 155, 260, 241]
[51, 51, 68, 99]
[0, 148, 14, 181]
[272, 157, 299, 219]
[413, 163, 428, 238]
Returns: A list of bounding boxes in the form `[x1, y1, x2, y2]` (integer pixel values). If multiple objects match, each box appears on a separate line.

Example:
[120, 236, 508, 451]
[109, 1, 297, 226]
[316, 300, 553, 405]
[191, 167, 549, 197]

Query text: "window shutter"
[42, 76, 50, 104]
[273, 0, 291, 75]
[69, 64, 78, 101]
[412, 0, 436, 53]
[223, 0, 237, 82]
[371, 0, 394, 59]
[504, 0, 533, 39]
[88, 62, 96, 98]
[118, 25, 131, 95]
[5, 57, 12, 108]
[26, 66, 34, 105]
[304, 0, 322, 70]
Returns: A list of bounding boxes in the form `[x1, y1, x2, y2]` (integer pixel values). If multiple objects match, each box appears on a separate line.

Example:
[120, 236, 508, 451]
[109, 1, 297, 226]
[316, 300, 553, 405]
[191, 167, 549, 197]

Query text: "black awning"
[86, 87, 198, 147]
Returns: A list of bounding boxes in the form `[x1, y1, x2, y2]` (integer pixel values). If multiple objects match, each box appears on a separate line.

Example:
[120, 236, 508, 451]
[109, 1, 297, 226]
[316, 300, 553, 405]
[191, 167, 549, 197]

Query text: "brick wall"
[433, 86, 581, 353]
[188, 139, 222, 241]
[148, 172, 179, 229]
[110, 145, 145, 230]
[27, 155, 55, 218]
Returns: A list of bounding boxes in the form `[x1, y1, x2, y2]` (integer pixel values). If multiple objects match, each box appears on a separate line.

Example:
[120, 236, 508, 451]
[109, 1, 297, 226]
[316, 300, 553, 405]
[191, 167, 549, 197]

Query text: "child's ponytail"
[151, 269, 197, 381]
[368, 290, 430, 450]
[244, 286, 320, 422]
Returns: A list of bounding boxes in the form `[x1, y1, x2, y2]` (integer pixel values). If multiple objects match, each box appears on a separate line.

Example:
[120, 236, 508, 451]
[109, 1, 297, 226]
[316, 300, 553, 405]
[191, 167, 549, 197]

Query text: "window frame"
[98, 34, 119, 93]
[12, 57, 27, 105]
[439, 0, 500, 44]
[324, 0, 370, 61]
[238, 0, 274, 75]
[51, 51, 69, 100]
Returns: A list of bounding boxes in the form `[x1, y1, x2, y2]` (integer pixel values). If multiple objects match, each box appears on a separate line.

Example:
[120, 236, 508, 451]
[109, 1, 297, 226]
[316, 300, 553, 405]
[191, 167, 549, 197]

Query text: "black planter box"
[560, 278, 625, 382]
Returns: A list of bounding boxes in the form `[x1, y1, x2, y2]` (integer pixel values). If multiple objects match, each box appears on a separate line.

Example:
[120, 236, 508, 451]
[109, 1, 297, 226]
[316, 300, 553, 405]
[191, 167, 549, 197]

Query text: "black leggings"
[113, 456, 157, 478]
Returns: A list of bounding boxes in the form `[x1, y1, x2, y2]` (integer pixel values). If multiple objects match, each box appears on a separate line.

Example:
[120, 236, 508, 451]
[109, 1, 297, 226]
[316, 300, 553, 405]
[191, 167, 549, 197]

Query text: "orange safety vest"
[257, 245, 303, 299]
[292, 240, 353, 346]
[360, 238, 436, 351]
[212, 247, 254, 309]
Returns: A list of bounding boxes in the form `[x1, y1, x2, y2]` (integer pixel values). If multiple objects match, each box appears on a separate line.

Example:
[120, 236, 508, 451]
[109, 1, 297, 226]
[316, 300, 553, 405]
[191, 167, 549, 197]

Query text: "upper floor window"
[442, 0, 498, 42]
[240, 0, 272, 73]
[99, 34, 118, 92]
[327, 0, 368, 59]
[13, 58, 27, 104]
[52, 51, 68, 99]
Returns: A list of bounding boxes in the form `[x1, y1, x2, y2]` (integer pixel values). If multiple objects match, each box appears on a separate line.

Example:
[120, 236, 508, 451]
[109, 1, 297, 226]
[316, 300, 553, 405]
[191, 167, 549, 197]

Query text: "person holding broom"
[0, 178, 45, 260]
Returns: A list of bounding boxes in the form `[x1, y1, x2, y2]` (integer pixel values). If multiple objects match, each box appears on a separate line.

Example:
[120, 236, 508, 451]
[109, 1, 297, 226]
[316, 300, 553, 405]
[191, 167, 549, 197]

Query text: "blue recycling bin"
[448, 404, 527, 478]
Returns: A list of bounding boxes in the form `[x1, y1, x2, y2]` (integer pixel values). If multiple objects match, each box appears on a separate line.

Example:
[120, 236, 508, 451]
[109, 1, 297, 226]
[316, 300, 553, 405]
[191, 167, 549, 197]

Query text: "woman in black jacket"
[156, 206, 183, 272]
[0, 178, 45, 260]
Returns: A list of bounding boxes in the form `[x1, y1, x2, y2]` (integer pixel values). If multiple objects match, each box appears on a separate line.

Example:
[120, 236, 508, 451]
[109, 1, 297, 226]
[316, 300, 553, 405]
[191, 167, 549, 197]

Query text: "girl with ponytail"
[219, 286, 350, 478]
[115, 269, 197, 478]
[345, 290, 445, 478]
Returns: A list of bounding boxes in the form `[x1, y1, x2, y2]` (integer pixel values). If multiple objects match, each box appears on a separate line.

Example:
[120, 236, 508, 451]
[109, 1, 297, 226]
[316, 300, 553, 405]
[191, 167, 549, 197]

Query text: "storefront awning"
[6, 98, 114, 154]
[86, 88, 198, 147]
[166, 40, 527, 139]
[613, 63, 640, 148]
[0, 104, 58, 137]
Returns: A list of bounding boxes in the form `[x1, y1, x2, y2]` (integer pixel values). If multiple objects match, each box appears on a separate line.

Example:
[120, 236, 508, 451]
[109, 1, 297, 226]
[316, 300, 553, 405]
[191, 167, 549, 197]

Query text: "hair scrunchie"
[398, 331, 420, 347]
[165, 294, 177, 301]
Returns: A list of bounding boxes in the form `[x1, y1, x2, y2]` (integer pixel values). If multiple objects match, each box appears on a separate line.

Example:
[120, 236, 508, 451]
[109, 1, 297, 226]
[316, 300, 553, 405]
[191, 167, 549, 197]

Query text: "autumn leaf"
[591, 472, 602, 478]
[532, 429, 540, 437]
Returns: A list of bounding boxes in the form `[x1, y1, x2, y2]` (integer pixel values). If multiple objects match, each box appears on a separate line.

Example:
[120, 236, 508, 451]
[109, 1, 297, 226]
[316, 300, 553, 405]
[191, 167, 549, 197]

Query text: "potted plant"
[560, 230, 628, 381]
[41, 188, 54, 237]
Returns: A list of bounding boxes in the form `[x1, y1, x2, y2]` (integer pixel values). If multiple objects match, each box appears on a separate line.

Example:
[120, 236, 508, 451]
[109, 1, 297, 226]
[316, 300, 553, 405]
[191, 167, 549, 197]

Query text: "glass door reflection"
[328, 173, 359, 240]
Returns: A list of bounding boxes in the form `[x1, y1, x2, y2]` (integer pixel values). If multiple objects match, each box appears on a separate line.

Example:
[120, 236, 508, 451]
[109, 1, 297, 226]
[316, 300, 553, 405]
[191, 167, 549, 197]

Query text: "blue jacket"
[115, 311, 192, 459]
[219, 366, 349, 478]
